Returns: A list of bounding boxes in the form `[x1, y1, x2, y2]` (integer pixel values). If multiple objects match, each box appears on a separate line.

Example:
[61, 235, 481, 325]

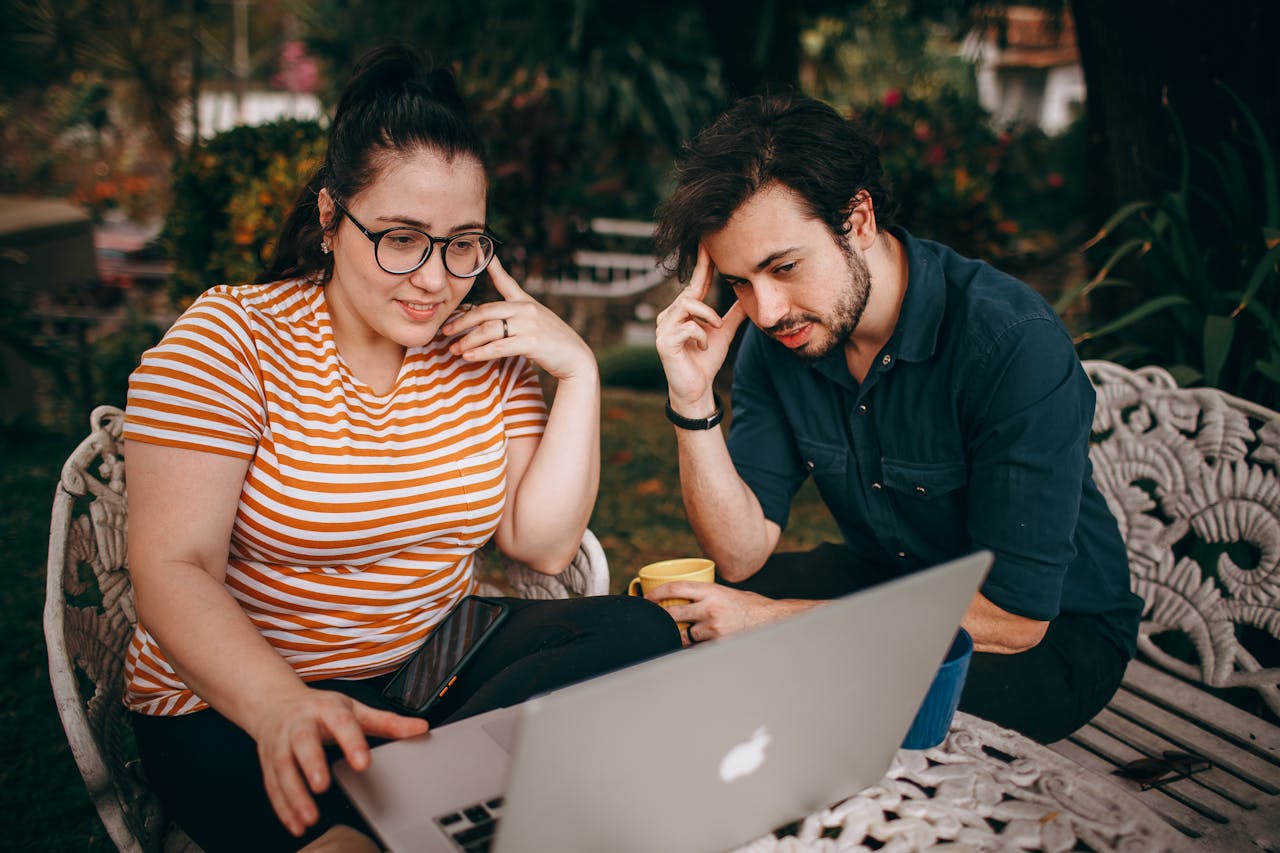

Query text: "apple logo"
[718, 725, 771, 783]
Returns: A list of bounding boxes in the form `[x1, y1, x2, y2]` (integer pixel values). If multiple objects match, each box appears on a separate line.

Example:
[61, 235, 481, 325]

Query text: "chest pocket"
[880, 459, 967, 500]
[881, 458, 969, 545]
[457, 444, 508, 514]
[796, 436, 848, 476]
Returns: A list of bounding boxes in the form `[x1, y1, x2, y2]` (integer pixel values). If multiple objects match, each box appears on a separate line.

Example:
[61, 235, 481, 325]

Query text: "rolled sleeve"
[963, 317, 1092, 621]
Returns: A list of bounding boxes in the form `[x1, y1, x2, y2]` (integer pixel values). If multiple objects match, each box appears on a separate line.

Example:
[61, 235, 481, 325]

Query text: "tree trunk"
[1070, 0, 1280, 220]
[697, 0, 804, 96]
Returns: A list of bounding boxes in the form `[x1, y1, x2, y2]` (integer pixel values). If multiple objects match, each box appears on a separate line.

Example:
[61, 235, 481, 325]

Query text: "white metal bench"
[1047, 361, 1280, 851]
[43, 405, 610, 852]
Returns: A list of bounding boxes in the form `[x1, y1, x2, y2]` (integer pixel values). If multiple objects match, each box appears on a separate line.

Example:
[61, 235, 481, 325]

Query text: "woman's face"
[321, 148, 488, 357]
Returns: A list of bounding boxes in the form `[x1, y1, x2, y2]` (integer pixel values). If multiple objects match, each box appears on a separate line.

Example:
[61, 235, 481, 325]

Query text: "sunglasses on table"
[1113, 750, 1211, 789]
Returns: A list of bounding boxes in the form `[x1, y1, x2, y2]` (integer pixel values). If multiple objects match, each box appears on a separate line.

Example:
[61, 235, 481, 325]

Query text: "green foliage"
[162, 119, 327, 306]
[857, 88, 1085, 265]
[801, 0, 977, 108]
[297, 0, 724, 273]
[597, 345, 669, 392]
[1057, 85, 1280, 408]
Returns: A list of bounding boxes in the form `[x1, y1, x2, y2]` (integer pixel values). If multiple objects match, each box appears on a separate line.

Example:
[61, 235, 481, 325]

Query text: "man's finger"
[486, 255, 528, 302]
[719, 299, 749, 337]
[689, 244, 716, 303]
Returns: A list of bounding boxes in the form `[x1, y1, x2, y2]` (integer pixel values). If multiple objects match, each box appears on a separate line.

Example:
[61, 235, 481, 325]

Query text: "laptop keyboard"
[435, 796, 505, 852]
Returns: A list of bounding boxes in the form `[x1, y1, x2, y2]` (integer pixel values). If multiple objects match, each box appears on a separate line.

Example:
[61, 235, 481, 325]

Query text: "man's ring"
[502, 318, 510, 339]
[685, 624, 698, 645]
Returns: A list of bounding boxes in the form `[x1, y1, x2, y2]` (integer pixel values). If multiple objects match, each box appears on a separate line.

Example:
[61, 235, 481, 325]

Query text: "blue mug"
[902, 628, 973, 749]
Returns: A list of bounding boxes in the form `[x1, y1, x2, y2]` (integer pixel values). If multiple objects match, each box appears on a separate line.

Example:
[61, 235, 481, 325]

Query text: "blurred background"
[2, 0, 1277, 848]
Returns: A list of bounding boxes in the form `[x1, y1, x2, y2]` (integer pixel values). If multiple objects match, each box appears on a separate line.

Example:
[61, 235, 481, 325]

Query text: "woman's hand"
[655, 244, 747, 414]
[250, 687, 429, 837]
[442, 256, 596, 383]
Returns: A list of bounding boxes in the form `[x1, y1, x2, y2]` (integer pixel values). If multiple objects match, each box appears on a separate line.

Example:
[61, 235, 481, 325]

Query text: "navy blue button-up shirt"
[726, 228, 1142, 656]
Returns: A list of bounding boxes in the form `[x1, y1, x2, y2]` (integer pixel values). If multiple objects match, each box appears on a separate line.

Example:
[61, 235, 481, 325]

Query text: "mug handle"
[627, 578, 643, 596]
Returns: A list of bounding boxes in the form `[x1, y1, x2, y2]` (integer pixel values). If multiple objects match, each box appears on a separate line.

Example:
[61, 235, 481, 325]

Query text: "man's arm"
[673, 421, 781, 580]
[960, 316, 1094, 653]
[963, 591, 1049, 653]
[655, 244, 779, 578]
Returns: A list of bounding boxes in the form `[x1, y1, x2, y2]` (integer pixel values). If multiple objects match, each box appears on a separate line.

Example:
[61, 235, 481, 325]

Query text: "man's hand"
[249, 687, 429, 837]
[655, 244, 748, 414]
[652, 582, 821, 645]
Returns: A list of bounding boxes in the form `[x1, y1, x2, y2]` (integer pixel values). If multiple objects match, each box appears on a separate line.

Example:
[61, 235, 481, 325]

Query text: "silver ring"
[685, 624, 698, 645]
[502, 318, 509, 339]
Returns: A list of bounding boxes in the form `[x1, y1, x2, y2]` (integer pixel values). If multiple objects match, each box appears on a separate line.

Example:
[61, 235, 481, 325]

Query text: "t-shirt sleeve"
[725, 327, 808, 530]
[963, 317, 1094, 622]
[123, 288, 266, 459]
[497, 355, 549, 439]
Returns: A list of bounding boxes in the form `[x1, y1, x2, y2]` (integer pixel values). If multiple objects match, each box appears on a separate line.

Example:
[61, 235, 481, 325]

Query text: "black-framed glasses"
[1113, 750, 1211, 789]
[333, 199, 498, 277]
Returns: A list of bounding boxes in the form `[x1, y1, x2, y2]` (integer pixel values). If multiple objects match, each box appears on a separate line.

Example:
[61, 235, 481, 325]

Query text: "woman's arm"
[443, 257, 601, 574]
[126, 441, 427, 837]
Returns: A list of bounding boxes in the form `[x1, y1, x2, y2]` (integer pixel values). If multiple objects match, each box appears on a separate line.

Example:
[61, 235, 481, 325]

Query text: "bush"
[856, 89, 1086, 267]
[1056, 85, 1280, 408]
[162, 120, 327, 306]
[598, 345, 668, 391]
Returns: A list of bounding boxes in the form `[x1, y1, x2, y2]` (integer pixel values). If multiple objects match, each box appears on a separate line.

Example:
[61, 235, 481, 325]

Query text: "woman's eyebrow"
[373, 214, 486, 232]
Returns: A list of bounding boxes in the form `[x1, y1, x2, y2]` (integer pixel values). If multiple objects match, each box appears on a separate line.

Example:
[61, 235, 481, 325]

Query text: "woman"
[123, 44, 678, 852]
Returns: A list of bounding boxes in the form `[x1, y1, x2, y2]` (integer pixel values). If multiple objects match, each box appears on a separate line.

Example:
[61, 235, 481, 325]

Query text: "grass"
[2, 387, 839, 850]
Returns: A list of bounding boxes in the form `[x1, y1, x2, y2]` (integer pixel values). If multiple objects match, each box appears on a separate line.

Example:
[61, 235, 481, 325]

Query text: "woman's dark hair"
[654, 92, 897, 281]
[258, 43, 486, 283]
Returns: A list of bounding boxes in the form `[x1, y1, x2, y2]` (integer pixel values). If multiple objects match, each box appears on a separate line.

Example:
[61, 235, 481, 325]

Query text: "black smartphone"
[381, 596, 510, 717]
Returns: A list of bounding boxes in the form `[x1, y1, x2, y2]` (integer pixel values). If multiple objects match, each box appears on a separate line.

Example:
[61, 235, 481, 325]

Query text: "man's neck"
[844, 232, 909, 380]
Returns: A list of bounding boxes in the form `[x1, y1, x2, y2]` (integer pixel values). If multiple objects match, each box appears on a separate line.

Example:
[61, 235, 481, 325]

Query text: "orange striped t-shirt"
[122, 279, 547, 716]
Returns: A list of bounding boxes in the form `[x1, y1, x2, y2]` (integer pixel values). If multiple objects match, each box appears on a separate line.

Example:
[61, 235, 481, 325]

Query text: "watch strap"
[665, 393, 724, 430]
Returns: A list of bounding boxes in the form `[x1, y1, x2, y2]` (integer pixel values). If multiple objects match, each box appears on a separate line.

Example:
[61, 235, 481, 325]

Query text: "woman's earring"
[320, 239, 331, 255]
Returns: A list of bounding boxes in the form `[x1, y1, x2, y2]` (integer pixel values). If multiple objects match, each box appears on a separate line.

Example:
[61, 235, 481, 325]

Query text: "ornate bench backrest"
[1084, 361, 1280, 716]
[44, 406, 160, 852]
[44, 405, 609, 852]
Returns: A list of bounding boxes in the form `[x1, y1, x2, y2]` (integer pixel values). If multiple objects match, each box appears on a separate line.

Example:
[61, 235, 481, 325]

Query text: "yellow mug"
[627, 558, 715, 630]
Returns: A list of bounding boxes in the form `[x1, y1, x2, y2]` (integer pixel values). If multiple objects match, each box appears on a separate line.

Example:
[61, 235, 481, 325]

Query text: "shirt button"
[881, 354, 892, 366]
[871, 482, 883, 490]
[857, 404, 868, 414]
[806, 460, 815, 470]
[915, 485, 927, 495]
[897, 551, 907, 558]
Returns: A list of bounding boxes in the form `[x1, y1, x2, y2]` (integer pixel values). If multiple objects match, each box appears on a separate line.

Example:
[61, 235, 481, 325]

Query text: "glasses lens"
[376, 229, 431, 274]
[443, 233, 495, 277]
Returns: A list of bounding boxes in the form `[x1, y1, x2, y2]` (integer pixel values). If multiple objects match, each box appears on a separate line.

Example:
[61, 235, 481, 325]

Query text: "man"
[648, 92, 1142, 743]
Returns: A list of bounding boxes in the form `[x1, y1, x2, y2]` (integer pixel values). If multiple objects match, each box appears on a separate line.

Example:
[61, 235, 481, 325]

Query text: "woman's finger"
[485, 255, 529, 302]
[265, 747, 316, 835]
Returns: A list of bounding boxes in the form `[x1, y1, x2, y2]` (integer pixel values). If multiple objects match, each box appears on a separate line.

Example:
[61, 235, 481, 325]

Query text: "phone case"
[381, 596, 510, 717]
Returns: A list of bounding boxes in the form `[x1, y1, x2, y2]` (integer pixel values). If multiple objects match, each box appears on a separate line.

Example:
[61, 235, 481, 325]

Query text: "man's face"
[704, 184, 870, 361]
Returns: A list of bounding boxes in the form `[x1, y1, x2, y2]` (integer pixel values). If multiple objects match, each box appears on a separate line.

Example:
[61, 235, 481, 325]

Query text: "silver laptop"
[335, 550, 992, 853]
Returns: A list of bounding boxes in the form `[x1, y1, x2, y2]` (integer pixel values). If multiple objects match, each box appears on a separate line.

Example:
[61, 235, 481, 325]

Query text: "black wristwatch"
[665, 393, 724, 430]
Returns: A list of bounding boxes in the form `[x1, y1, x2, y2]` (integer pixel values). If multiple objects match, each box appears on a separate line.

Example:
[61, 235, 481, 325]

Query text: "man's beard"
[764, 236, 871, 361]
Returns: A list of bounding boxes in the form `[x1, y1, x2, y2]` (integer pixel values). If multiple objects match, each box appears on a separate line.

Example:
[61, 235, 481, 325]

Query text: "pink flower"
[1047, 173, 1065, 188]
[882, 89, 903, 108]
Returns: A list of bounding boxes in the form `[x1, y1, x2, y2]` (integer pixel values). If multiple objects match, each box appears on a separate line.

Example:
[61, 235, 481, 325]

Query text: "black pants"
[131, 595, 680, 852]
[722, 543, 1129, 744]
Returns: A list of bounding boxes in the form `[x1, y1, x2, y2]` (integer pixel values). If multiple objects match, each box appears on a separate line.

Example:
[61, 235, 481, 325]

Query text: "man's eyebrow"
[753, 246, 802, 272]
